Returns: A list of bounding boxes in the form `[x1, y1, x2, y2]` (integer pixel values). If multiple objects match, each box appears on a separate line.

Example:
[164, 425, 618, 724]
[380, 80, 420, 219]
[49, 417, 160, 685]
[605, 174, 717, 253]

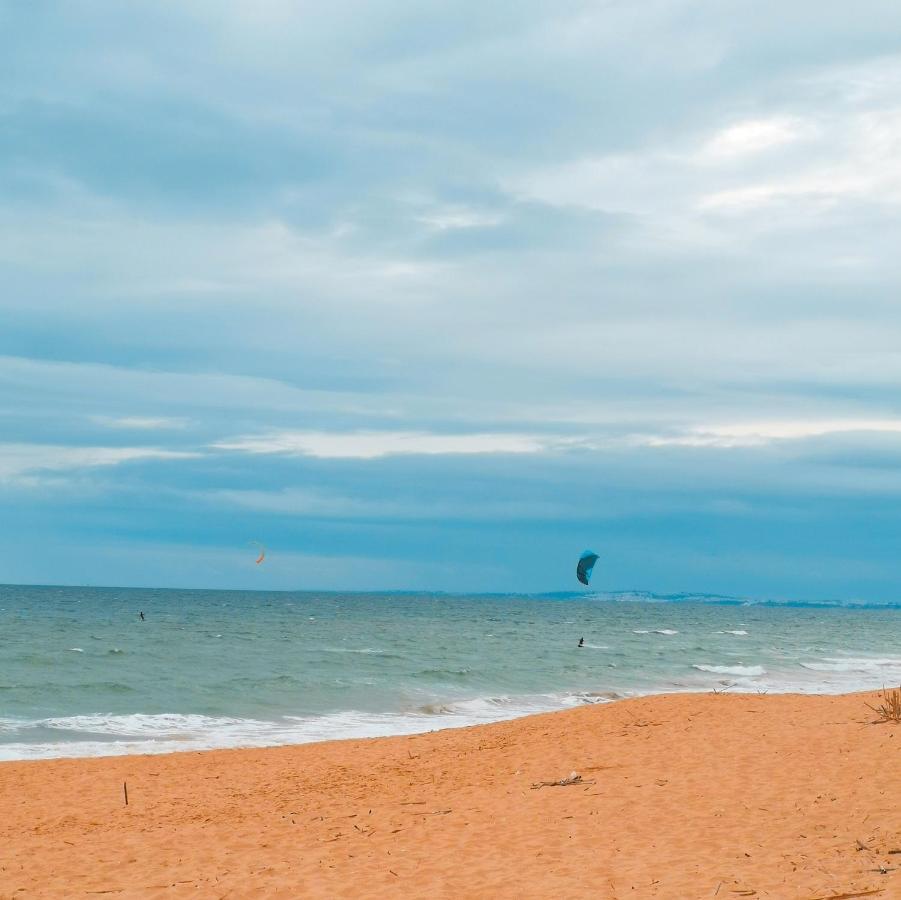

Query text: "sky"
[2, 1, 901, 599]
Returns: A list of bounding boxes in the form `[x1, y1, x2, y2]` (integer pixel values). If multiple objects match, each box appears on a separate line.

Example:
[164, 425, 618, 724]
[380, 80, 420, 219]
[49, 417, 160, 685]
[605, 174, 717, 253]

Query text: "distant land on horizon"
[2, 582, 898, 610]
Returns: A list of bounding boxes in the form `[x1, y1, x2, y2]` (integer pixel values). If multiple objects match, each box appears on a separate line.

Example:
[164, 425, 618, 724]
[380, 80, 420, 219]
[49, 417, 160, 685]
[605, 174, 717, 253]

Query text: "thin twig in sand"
[806, 889, 884, 899]
[531, 773, 596, 789]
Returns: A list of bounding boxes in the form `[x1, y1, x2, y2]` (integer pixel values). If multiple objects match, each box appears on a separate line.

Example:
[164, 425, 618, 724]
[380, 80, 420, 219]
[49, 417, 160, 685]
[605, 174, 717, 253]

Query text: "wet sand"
[1, 691, 899, 898]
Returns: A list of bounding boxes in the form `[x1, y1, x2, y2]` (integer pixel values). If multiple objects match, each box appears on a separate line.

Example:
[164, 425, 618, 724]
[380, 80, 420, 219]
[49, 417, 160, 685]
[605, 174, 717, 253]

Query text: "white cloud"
[697, 165, 879, 213]
[506, 62, 901, 229]
[214, 429, 557, 459]
[0, 443, 199, 482]
[702, 117, 808, 159]
[642, 419, 901, 448]
[202, 486, 578, 521]
[93, 416, 189, 430]
[415, 206, 505, 231]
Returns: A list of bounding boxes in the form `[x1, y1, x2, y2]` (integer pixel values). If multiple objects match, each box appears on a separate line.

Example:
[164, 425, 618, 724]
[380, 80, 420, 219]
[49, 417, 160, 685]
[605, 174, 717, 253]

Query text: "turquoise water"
[1, 585, 900, 759]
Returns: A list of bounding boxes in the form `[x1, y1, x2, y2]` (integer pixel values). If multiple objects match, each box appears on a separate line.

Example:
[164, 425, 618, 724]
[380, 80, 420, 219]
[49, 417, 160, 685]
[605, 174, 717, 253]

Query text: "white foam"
[800, 657, 901, 674]
[67, 648, 84, 652]
[654, 629, 679, 635]
[0, 689, 624, 761]
[693, 664, 766, 677]
[32, 713, 250, 736]
[716, 630, 748, 635]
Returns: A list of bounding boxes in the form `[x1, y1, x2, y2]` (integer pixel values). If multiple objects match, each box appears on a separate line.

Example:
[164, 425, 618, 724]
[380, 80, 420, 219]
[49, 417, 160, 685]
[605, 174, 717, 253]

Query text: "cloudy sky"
[2, 1, 901, 599]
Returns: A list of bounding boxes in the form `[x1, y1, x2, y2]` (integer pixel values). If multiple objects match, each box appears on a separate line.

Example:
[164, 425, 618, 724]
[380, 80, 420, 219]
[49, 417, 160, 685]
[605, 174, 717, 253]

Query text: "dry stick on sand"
[531, 772, 596, 790]
[806, 890, 885, 900]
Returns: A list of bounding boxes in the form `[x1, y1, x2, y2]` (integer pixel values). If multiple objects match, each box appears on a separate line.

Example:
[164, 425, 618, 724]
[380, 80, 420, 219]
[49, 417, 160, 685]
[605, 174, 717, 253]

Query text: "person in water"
[139, 611, 145, 621]
[578, 637, 584, 648]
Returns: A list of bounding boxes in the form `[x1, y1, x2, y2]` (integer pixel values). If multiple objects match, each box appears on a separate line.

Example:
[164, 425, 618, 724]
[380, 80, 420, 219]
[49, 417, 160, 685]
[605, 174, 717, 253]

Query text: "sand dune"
[1, 691, 899, 898]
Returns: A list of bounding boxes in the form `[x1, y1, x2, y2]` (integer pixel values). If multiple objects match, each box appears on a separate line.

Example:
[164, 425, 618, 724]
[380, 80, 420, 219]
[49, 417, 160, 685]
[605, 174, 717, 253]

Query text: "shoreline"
[1, 690, 899, 897]
[2, 680, 894, 764]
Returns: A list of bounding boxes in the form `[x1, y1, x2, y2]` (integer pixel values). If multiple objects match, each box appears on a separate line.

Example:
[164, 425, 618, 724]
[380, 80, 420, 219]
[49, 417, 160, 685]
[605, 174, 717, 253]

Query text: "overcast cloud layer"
[2, 1, 901, 599]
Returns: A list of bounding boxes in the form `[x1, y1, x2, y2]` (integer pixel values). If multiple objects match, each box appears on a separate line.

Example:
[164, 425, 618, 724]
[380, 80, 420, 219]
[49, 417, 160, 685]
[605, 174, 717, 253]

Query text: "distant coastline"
[2, 582, 898, 609]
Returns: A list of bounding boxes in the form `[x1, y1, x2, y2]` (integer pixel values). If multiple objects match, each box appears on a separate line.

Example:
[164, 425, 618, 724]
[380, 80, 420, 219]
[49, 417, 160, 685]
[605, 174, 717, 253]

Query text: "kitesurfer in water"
[578, 637, 584, 648]
[139, 611, 145, 621]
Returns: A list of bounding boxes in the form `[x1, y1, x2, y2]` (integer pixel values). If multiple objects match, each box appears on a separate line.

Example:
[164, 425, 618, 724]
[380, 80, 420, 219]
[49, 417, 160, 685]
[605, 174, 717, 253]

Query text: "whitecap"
[693, 664, 765, 677]
[67, 648, 84, 652]
[800, 657, 901, 674]
[716, 630, 749, 636]
[654, 629, 679, 635]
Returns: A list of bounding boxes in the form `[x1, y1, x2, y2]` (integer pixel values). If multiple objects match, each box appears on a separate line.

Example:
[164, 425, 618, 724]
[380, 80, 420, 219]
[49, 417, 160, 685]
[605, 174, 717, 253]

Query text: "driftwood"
[531, 772, 595, 790]
[807, 889, 885, 900]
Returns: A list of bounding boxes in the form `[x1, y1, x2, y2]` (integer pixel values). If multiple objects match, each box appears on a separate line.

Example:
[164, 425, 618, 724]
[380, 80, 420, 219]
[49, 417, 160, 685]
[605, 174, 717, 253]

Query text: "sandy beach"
[1, 691, 898, 899]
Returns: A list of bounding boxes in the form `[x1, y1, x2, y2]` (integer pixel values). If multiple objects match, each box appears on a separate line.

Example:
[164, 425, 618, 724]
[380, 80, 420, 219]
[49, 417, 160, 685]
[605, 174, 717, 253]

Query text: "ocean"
[1, 584, 899, 760]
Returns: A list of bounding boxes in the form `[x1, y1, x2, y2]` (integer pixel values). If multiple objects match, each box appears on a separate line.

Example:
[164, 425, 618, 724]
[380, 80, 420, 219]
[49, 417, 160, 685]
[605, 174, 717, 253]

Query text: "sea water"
[1, 585, 899, 760]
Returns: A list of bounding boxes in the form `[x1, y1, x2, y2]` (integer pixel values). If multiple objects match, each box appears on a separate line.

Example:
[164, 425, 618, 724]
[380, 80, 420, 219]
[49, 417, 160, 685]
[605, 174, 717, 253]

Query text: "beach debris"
[865, 687, 901, 723]
[856, 839, 870, 851]
[531, 771, 596, 790]
[576, 550, 599, 585]
[807, 890, 885, 899]
[123, 781, 128, 807]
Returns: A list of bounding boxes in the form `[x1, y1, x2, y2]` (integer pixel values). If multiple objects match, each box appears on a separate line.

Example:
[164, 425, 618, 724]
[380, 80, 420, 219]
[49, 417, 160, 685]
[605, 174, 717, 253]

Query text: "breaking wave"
[0, 689, 624, 761]
[692, 664, 766, 677]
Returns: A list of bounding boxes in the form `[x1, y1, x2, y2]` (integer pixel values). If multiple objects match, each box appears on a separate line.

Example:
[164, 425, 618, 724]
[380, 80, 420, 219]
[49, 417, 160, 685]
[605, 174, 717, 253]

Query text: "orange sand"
[1, 691, 899, 899]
